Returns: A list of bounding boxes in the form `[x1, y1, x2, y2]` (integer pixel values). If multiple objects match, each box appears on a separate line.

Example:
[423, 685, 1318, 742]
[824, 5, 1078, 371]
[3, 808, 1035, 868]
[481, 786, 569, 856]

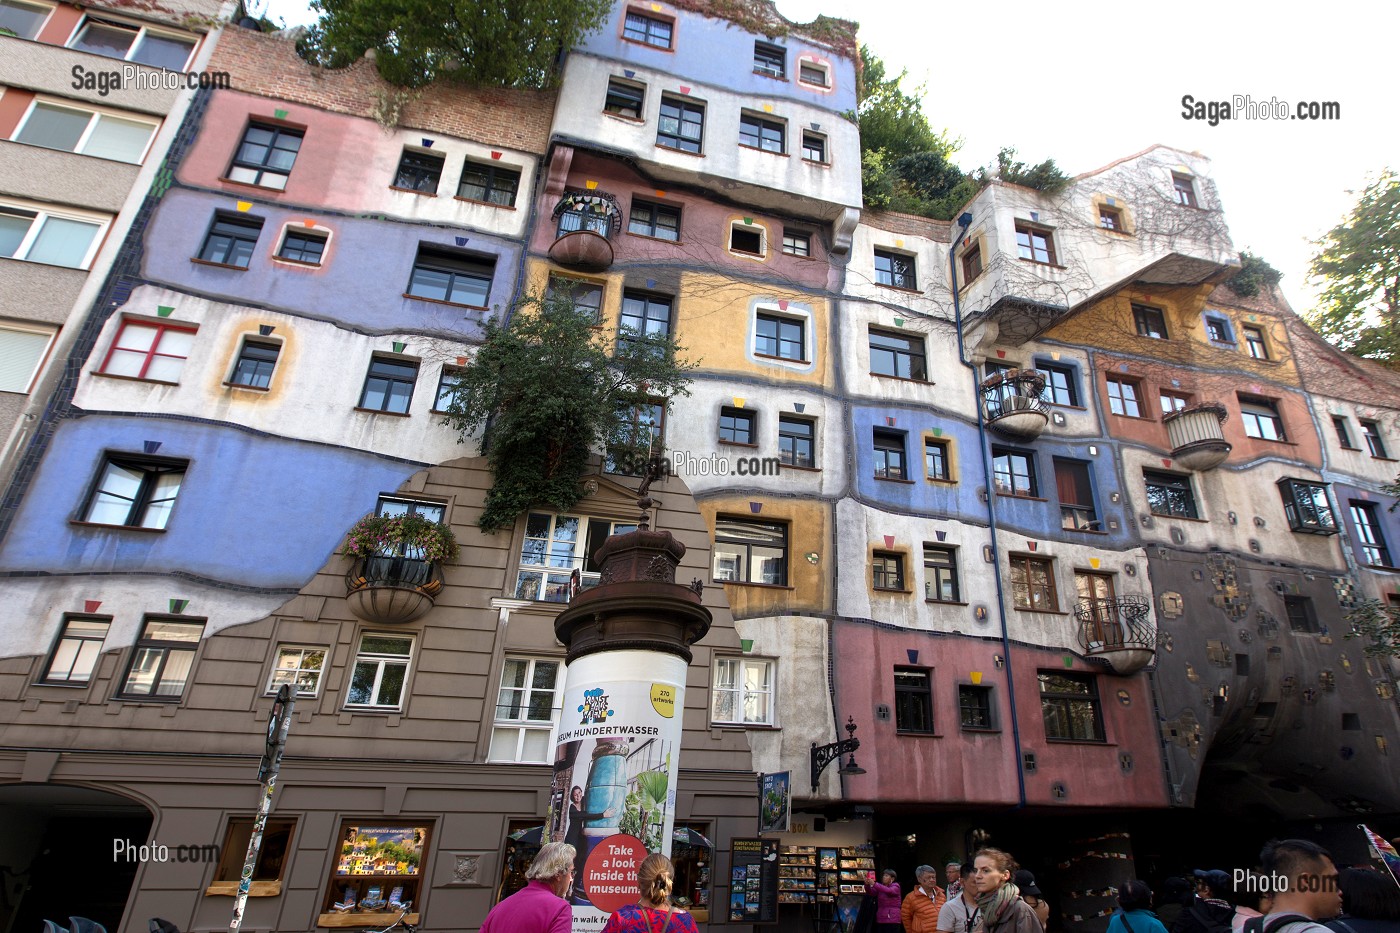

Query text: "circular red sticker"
[581, 834, 648, 913]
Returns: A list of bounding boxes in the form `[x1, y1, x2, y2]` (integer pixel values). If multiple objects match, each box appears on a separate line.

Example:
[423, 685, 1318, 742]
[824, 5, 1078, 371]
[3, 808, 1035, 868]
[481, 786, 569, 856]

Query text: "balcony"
[548, 191, 621, 271]
[345, 555, 444, 625]
[1163, 403, 1231, 470]
[981, 369, 1050, 438]
[1075, 596, 1156, 675]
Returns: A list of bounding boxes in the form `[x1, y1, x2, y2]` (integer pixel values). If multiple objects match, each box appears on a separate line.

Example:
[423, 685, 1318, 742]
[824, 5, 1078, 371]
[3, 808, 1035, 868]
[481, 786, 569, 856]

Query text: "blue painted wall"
[1331, 481, 1400, 571]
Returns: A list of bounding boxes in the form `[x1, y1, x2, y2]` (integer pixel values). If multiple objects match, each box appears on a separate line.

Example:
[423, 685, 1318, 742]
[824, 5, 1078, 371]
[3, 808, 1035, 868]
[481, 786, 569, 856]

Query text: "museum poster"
[729, 837, 779, 924]
[546, 649, 685, 933]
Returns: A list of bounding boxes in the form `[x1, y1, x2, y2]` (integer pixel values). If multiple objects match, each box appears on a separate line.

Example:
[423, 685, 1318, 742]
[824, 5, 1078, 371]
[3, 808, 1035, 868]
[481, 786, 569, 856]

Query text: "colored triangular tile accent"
[1030, 211, 1039, 222]
[456, 356, 467, 365]
[810, 122, 821, 131]
[646, 279, 656, 289]
[931, 428, 942, 436]
[303, 218, 317, 227]
[741, 639, 754, 652]
[778, 300, 788, 310]
[1106, 197, 1116, 206]
[85, 600, 102, 613]
[732, 397, 745, 408]
[624, 70, 636, 78]
[1026, 541, 1037, 551]
[236, 201, 252, 212]
[157, 306, 174, 317]
[259, 324, 274, 336]
[885, 416, 895, 426]
[1119, 363, 1130, 372]
[1051, 351, 1061, 360]
[455, 236, 468, 246]
[748, 501, 762, 513]
[654, 190, 666, 197]
[762, 104, 773, 113]
[793, 402, 805, 413]
[679, 85, 691, 95]
[169, 598, 189, 614]
[421, 138, 434, 148]
[906, 649, 919, 664]
[1090, 557, 1101, 569]
[893, 318, 904, 327]
[393, 342, 406, 353]
[143, 441, 162, 453]
[1062, 655, 1074, 668]
[743, 217, 753, 225]
[996, 349, 1007, 358]
[895, 239, 904, 248]
[883, 535, 894, 549]
[1161, 458, 1172, 467]
[273, 109, 288, 119]
[585, 180, 598, 189]
[935, 530, 946, 542]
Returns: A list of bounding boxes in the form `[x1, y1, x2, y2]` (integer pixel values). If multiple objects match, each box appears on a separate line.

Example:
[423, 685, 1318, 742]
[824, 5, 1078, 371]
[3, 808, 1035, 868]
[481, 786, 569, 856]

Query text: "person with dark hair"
[1159, 879, 1193, 929]
[1110, 880, 1171, 933]
[866, 869, 903, 933]
[1326, 868, 1400, 933]
[1172, 870, 1235, 933]
[1015, 870, 1050, 931]
[938, 863, 982, 933]
[564, 785, 616, 898]
[968, 848, 1041, 933]
[1257, 839, 1343, 933]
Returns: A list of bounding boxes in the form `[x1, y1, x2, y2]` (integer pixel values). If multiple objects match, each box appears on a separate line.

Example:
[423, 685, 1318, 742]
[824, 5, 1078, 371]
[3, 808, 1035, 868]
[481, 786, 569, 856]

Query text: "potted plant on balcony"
[343, 513, 459, 623]
[344, 512, 460, 566]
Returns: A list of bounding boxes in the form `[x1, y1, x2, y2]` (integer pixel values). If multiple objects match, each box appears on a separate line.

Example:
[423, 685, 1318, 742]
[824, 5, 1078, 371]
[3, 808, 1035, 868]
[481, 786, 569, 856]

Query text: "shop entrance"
[0, 784, 153, 933]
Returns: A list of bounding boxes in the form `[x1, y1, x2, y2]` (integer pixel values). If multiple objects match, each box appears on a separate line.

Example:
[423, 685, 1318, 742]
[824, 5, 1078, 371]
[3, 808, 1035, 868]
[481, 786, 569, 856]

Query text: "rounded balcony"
[981, 369, 1050, 438]
[1075, 595, 1156, 675]
[1163, 403, 1231, 471]
[345, 555, 444, 625]
[549, 191, 621, 272]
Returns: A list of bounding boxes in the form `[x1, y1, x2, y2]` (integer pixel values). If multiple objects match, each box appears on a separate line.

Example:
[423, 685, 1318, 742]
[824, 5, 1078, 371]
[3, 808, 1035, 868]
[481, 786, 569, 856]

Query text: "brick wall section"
[209, 29, 556, 155]
[863, 208, 952, 242]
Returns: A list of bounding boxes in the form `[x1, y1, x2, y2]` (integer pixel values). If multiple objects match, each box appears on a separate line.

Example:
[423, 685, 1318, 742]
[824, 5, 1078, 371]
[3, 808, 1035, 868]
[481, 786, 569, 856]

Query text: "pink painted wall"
[0, 89, 35, 137]
[35, 4, 81, 45]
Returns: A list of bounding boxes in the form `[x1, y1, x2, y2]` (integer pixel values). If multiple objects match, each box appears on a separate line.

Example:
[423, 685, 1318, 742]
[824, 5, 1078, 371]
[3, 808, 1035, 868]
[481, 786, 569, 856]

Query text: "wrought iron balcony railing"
[345, 555, 444, 624]
[1074, 596, 1156, 674]
[980, 369, 1050, 438]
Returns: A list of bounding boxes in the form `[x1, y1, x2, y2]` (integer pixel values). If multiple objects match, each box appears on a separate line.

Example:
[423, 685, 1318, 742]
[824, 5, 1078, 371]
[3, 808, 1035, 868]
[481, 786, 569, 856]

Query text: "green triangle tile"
[274, 109, 289, 120]
[1062, 655, 1074, 668]
[392, 342, 406, 353]
[157, 306, 174, 317]
[169, 598, 189, 614]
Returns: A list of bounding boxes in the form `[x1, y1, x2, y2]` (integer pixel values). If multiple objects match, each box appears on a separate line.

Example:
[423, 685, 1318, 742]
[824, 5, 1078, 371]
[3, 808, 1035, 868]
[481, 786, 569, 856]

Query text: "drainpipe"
[948, 212, 1027, 809]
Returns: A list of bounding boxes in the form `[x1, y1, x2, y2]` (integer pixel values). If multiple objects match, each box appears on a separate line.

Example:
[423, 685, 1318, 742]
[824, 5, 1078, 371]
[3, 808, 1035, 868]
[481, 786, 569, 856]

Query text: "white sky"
[262, 0, 1397, 316]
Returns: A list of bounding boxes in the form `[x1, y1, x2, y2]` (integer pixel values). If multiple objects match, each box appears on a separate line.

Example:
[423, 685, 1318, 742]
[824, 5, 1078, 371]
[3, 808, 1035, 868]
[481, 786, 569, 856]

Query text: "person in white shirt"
[939, 863, 981, 933]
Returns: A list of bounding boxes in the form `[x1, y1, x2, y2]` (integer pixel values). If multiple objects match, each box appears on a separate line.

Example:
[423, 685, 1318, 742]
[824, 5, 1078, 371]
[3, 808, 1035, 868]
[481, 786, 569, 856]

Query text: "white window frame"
[41, 615, 110, 685]
[12, 97, 159, 164]
[266, 644, 327, 697]
[487, 656, 563, 763]
[66, 14, 197, 70]
[343, 633, 414, 710]
[515, 512, 636, 602]
[0, 197, 109, 270]
[727, 219, 767, 260]
[711, 657, 775, 726]
[0, 321, 57, 394]
[0, 0, 57, 40]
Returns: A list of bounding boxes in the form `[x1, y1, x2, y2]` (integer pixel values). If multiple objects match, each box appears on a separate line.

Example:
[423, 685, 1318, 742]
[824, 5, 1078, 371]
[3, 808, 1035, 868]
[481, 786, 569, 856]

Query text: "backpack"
[1190, 905, 1236, 933]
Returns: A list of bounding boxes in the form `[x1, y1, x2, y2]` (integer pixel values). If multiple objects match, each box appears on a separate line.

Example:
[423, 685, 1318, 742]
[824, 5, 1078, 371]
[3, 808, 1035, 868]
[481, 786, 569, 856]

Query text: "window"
[739, 113, 784, 153]
[1283, 595, 1319, 633]
[755, 312, 804, 361]
[41, 616, 110, 684]
[712, 517, 787, 585]
[226, 123, 302, 190]
[546, 275, 604, 321]
[657, 97, 704, 153]
[719, 406, 755, 445]
[1277, 478, 1338, 535]
[607, 401, 663, 473]
[1205, 316, 1233, 343]
[276, 228, 326, 265]
[376, 495, 444, 523]
[516, 513, 637, 600]
[894, 667, 933, 733]
[623, 9, 671, 47]
[14, 100, 157, 163]
[869, 329, 927, 380]
[229, 339, 279, 389]
[69, 16, 195, 70]
[1098, 206, 1123, 231]
[1106, 376, 1142, 417]
[1351, 501, 1393, 567]
[1010, 555, 1057, 611]
[458, 161, 520, 207]
[82, 454, 185, 528]
[0, 203, 104, 268]
[992, 447, 1037, 497]
[874, 248, 916, 289]
[1038, 671, 1104, 742]
[407, 246, 494, 306]
[959, 685, 995, 731]
[0, 0, 51, 39]
[604, 78, 645, 119]
[197, 213, 262, 268]
[1015, 223, 1056, 265]
[1036, 363, 1078, 406]
[925, 438, 951, 481]
[1160, 391, 1191, 414]
[118, 617, 203, 699]
[1240, 396, 1285, 441]
[923, 545, 960, 602]
[753, 41, 785, 77]
[798, 61, 828, 87]
[1055, 458, 1097, 531]
[1172, 173, 1198, 207]
[0, 323, 56, 394]
[782, 229, 811, 257]
[392, 149, 444, 193]
[628, 199, 681, 241]
[1076, 571, 1119, 646]
[1133, 304, 1168, 339]
[961, 242, 983, 283]
[358, 356, 418, 414]
[873, 428, 907, 480]
[345, 633, 414, 709]
[778, 416, 814, 468]
[801, 131, 826, 163]
[620, 290, 672, 339]
[267, 645, 326, 696]
[1243, 325, 1269, 360]
[873, 552, 904, 591]
[212, 819, 294, 890]
[712, 657, 774, 725]
[1144, 470, 1198, 519]
[99, 319, 195, 382]
[432, 366, 463, 412]
[488, 657, 561, 762]
[729, 224, 764, 257]
[1362, 421, 1388, 458]
[1333, 416, 1356, 449]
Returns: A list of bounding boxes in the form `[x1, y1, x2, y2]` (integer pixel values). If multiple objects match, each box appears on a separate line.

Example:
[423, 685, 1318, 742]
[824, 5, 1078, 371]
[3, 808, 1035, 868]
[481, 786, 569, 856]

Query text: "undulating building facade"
[0, 3, 1397, 933]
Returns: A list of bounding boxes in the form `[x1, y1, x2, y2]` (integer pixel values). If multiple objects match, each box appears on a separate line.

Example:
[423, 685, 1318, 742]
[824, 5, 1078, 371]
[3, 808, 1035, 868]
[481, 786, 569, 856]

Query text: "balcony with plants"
[980, 368, 1050, 438]
[548, 190, 622, 271]
[343, 513, 459, 624]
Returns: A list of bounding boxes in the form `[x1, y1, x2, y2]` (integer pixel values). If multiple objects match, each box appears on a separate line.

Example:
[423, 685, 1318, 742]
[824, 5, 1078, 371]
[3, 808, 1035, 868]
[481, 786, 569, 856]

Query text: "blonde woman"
[969, 849, 1042, 933]
[601, 852, 699, 933]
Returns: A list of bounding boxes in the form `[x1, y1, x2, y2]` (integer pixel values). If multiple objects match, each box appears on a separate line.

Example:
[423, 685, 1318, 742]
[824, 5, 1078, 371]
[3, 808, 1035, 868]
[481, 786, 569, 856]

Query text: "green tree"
[440, 291, 694, 533]
[1344, 599, 1400, 660]
[1224, 251, 1284, 298]
[985, 147, 1069, 194]
[300, 0, 612, 89]
[855, 46, 955, 160]
[1306, 170, 1400, 367]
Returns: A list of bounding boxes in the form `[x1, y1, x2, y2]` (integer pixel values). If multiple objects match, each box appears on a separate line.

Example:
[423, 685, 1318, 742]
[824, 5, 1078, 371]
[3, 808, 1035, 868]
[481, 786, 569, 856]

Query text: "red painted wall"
[0, 89, 36, 137]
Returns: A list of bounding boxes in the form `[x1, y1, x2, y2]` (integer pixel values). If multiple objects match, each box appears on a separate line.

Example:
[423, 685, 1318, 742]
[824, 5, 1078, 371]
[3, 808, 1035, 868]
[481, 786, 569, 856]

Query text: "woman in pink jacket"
[867, 869, 903, 933]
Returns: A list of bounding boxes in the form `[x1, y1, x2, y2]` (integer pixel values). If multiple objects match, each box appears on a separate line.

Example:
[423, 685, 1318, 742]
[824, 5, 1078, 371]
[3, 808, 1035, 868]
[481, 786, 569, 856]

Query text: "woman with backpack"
[1109, 881, 1171, 933]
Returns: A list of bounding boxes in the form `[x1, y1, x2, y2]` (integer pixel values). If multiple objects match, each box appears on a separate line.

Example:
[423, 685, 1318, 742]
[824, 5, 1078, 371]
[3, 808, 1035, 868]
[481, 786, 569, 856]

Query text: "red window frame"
[100, 319, 197, 381]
